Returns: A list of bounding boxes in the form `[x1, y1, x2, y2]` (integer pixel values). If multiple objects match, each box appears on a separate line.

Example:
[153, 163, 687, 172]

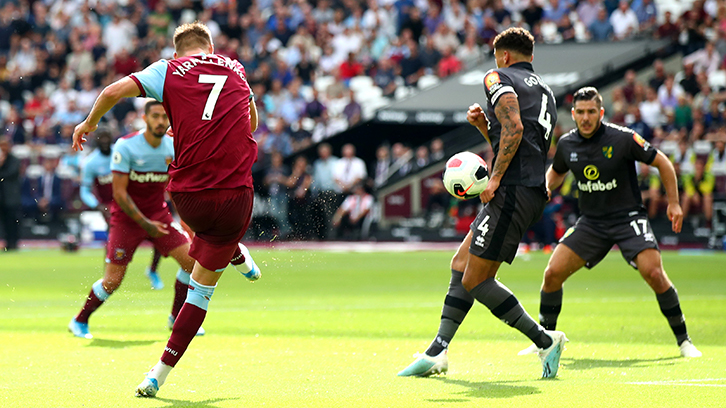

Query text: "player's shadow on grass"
[154, 397, 238, 407]
[563, 356, 679, 370]
[430, 377, 541, 400]
[87, 338, 158, 348]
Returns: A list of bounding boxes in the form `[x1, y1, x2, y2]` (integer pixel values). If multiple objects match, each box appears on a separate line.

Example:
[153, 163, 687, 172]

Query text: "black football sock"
[425, 270, 474, 357]
[656, 286, 690, 345]
[539, 289, 563, 331]
[469, 278, 552, 349]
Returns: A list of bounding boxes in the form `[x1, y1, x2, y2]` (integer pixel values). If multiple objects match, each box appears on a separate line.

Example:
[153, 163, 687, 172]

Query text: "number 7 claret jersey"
[483, 61, 557, 190]
[130, 54, 257, 193]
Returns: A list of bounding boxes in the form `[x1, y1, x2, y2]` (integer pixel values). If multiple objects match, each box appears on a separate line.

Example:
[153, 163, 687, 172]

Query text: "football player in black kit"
[398, 28, 569, 379]
[518, 87, 702, 358]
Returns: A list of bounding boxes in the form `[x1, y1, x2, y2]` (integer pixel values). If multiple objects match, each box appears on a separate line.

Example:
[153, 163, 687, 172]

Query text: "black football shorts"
[469, 185, 547, 264]
[559, 212, 660, 269]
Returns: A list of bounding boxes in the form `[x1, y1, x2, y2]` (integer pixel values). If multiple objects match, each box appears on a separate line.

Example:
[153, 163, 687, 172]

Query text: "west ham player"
[398, 28, 568, 379]
[519, 87, 702, 358]
[72, 22, 261, 397]
[69, 101, 206, 339]
[80, 128, 166, 290]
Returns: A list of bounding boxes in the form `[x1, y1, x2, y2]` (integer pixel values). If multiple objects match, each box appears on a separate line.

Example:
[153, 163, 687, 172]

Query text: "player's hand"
[72, 120, 98, 151]
[145, 220, 170, 238]
[166, 126, 174, 137]
[667, 202, 683, 233]
[546, 187, 552, 201]
[467, 103, 488, 129]
[479, 178, 500, 203]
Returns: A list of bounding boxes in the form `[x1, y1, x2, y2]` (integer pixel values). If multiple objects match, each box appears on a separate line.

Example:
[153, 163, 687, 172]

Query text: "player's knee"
[543, 265, 566, 288]
[101, 278, 121, 294]
[641, 266, 665, 284]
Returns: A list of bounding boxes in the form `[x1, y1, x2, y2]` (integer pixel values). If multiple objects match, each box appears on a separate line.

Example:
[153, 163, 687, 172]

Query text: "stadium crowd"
[0, 0, 725, 245]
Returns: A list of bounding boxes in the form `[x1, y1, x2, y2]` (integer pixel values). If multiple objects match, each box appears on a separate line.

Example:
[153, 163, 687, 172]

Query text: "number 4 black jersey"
[552, 122, 658, 220]
[483, 61, 558, 190]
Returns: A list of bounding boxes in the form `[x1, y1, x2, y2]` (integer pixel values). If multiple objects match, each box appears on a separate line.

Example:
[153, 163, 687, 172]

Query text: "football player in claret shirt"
[80, 127, 167, 290]
[519, 87, 702, 358]
[72, 22, 261, 398]
[398, 27, 567, 380]
[69, 101, 204, 340]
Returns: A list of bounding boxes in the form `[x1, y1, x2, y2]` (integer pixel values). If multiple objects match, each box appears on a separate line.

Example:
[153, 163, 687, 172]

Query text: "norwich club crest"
[602, 146, 613, 159]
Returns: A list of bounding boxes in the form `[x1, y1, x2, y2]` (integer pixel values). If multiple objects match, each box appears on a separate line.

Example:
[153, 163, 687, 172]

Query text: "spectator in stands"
[263, 151, 291, 238]
[543, 0, 569, 25]
[679, 62, 701, 97]
[634, 0, 658, 33]
[343, 88, 363, 126]
[414, 145, 430, 171]
[682, 158, 715, 227]
[674, 95, 694, 129]
[0, 136, 21, 250]
[286, 155, 314, 240]
[456, 32, 482, 69]
[401, 7, 424, 44]
[640, 86, 664, 128]
[658, 75, 685, 111]
[577, 0, 603, 28]
[627, 105, 653, 141]
[400, 40, 425, 87]
[438, 46, 462, 78]
[420, 37, 442, 74]
[4, 106, 26, 145]
[334, 143, 367, 195]
[305, 88, 327, 124]
[711, 138, 726, 194]
[21, 156, 64, 224]
[311, 143, 340, 240]
[289, 118, 313, 152]
[655, 11, 679, 42]
[391, 142, 413, 177]
[332, 182, 374, 240]
[430, 138, 445, 162]
[521, 0, 544, 30]
[684, 41, 721, 76]
[373, 57, 398, 98]
[703, 100, 723, 130]
[425, 178, 450, 224]
[339, 52, 364, 80]
[610, 0, 639, 40]
[373, 144, 392, 188]
[589, 9, 613, 42]
[622, 69, 638, 104]
[262, 119, 294, 158]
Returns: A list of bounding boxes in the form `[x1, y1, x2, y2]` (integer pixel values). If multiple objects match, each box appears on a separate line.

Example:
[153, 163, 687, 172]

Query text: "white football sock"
[148, 360, 172, 386]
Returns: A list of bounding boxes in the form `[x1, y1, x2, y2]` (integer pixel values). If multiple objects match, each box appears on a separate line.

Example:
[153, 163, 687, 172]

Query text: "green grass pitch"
[1, 248, 724, 407]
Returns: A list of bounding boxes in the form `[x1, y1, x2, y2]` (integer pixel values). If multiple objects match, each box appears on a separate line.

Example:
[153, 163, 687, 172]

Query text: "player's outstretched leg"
[398, 234, 473, 377]
[145, 249, 164, 290]
[136, 273, 215, 397]
[635, 249, 702, 358]
[398, 270, 472, 377]
[168, 268, 205, 336]
[231, 242, 261, 281]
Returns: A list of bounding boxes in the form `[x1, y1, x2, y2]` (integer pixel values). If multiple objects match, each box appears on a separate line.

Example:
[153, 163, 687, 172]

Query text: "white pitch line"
[627, 378, 726, 387]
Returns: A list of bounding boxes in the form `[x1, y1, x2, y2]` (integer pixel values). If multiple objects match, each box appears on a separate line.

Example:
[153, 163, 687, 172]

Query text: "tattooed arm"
[479, 93, 523, 203]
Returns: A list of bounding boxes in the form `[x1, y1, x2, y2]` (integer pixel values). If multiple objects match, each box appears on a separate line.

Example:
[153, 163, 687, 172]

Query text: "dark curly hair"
[492, 27, 535, 57]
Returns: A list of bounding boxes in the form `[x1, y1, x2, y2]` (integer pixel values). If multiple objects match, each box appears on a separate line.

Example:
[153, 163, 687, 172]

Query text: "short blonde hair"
[173, 22, 212, 54]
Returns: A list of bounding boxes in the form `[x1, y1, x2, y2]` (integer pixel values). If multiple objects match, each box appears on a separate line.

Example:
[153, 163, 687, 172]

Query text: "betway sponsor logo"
[578, 178, 617, 193]
[98, 173, 113, 185]
[129, 170, 169, 183]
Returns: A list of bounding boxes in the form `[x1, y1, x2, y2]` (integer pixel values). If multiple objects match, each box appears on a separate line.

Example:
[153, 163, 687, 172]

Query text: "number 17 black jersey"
[483, 61, 557, 190]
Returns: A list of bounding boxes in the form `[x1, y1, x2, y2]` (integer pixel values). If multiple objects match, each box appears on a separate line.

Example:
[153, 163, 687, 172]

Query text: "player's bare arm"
[467, 103, 490, 143]
[73, 77, 141, 152]
[651, 150, 683, 233]
[111, 172, 169, 237]
[250, 98, 259, 133]
[481, 93, 524, 203]
[546, 165, 567, 199]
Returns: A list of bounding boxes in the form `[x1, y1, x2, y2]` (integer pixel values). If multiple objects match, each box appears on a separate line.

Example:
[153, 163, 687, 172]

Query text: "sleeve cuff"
[129, 75, 146, 98]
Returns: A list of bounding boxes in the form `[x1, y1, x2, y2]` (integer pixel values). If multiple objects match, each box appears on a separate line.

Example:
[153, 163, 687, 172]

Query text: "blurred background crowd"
[1, 0, 725, 248]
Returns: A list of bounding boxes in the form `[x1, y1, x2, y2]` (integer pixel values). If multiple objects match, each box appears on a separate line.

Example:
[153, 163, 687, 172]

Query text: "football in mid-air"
[443, 152, 489, 200]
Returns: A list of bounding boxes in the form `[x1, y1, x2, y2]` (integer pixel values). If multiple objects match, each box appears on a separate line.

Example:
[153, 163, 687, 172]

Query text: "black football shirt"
[552, 122, 658, 219]
[482, 61, 558, 190]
